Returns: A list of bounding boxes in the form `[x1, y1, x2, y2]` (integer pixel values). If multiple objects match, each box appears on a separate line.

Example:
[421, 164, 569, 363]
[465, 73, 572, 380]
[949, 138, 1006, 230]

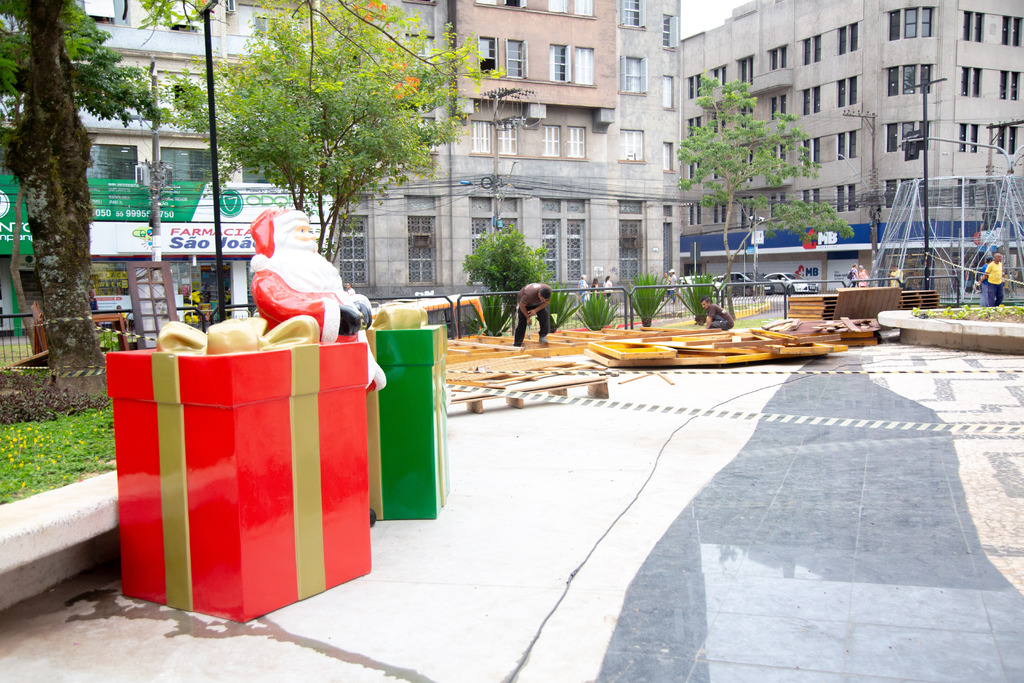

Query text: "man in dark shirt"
[701, 295, 734, 331]
[513, 283, 552, 347]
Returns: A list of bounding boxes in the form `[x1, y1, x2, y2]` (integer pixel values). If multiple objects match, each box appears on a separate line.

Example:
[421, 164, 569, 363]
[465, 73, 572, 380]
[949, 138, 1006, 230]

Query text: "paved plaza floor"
[2, 341, 1023, 682]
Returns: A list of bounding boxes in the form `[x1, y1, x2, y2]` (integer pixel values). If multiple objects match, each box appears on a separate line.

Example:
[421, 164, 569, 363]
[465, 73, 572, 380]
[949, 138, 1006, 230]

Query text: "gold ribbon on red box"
[151, 315, 328, 609]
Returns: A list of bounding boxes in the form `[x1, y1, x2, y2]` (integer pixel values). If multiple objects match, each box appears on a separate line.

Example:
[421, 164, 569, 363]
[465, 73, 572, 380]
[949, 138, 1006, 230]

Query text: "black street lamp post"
[203, 0, 226, 322]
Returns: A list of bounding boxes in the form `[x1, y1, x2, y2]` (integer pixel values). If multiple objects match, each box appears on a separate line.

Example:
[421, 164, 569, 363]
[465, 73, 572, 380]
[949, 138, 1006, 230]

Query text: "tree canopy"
[0, 0, 158, 388]
[462, 226, 551, 294]
[162, 0, 482, 259]
[678, 76, 852, 292]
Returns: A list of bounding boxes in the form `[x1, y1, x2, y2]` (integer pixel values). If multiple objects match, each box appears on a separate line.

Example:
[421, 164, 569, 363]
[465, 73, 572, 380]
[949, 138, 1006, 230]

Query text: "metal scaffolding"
[872, 175, 1024, 301]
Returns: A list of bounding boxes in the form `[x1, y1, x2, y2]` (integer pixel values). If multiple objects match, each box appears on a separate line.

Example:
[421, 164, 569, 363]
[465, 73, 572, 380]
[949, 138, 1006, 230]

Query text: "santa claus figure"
[250, 208, 385, 390]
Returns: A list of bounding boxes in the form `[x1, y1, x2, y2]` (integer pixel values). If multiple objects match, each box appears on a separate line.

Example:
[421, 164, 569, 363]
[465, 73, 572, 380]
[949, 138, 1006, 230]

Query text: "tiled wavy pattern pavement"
[599, 346, 1024, 682]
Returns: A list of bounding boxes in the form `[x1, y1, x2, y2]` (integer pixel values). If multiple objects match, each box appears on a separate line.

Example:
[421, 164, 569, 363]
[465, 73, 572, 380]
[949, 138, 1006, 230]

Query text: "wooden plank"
[587, 342, 678, 360]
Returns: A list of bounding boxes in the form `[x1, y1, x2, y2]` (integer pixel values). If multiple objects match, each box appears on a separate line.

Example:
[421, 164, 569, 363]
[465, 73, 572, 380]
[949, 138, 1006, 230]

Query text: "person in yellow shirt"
[982, 252, 1004, 307]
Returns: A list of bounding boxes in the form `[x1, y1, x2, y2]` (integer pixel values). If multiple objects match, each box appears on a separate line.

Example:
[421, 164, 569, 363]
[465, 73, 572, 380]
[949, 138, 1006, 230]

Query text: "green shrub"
[630, 272, 669, 327]
[0, 370, 111, 425]
[680, 275, 716, 325]
[462, 226, 552, 292]
[579, 293, 617, 331]
[476, 294, 514, 336]
[547, 284, 583, 332]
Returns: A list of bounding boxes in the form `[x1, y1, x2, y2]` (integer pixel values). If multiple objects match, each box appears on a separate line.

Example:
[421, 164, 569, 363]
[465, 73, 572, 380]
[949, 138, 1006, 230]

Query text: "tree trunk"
[8, 0, 105, 392]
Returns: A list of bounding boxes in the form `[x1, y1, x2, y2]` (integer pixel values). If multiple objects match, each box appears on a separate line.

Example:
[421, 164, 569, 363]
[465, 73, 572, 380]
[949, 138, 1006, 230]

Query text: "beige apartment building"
[679, 0, 1024, 285]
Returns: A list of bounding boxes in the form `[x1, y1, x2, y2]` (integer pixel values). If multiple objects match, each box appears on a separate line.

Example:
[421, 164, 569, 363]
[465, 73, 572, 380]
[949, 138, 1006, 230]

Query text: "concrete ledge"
[878, 310, 1024, 354]
[0, 472, 119, 612]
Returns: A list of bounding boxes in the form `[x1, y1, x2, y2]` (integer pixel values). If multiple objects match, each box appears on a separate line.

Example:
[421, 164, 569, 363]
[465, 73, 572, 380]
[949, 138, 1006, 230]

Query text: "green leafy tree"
[162, 0, 482, 259]
[678, 76, 852, 310]
[462, 226, 552, 293]
[0, 0, 158, 389]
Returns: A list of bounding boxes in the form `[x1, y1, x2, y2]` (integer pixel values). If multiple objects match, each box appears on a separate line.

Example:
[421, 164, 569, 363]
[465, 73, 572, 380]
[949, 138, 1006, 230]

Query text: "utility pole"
[843, 109, 880, 258]
[905, 76, 946, 290]
[146, 59, 168, 262]
[481, 87, 532, 232]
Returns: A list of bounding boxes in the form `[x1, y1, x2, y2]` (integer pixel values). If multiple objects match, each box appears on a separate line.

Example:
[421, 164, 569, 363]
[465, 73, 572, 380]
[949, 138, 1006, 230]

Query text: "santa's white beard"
[265, 245, 345, 296]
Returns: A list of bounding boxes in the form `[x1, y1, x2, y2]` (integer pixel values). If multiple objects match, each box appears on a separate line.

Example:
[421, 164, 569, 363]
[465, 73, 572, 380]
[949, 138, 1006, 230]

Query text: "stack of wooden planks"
[584, 328, 847, 368]
[447, 356, 611, 413]
[788, 289, 939, 322]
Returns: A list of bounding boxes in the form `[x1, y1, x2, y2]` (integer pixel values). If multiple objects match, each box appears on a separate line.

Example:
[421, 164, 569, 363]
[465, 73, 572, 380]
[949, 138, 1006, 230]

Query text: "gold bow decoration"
[370, 305, 427, 331]
[157, 316, 321, 355]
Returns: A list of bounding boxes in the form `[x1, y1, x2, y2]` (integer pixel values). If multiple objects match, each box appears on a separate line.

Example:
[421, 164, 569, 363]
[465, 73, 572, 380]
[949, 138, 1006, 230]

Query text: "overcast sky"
[680, 0, 753, 38]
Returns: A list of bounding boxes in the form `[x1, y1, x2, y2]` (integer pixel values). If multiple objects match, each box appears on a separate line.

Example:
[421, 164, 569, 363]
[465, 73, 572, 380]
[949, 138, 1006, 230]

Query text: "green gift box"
[366, 325, 449, 520]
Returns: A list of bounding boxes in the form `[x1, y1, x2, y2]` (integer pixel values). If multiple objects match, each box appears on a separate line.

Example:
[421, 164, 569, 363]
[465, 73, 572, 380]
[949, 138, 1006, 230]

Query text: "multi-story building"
[679, 0, 1024, 284]
[0, 0, 687, 317]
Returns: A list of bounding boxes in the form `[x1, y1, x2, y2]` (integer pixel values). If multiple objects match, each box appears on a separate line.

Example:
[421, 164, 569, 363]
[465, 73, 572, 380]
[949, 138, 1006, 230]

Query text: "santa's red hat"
[250, 208, 307, 270]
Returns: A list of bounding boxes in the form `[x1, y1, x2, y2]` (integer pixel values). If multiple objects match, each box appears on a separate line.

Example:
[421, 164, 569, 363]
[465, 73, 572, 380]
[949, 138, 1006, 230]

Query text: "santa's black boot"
[338, 305, 363, 337]
[353, 300, 372, 329]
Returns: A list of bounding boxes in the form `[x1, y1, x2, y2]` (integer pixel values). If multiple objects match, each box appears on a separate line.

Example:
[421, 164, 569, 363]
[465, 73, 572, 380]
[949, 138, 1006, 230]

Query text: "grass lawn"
[0, 407, 116, 504]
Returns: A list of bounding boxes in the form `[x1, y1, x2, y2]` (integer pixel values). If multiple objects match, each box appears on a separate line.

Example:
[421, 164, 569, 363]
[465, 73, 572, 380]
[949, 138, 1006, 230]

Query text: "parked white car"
[763, 273, 820, 295]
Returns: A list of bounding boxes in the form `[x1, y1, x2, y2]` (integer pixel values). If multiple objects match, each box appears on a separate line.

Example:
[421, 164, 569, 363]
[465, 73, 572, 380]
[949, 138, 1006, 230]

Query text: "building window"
[885, 180, 899, 207]
[890, 7, 934, 40]
[662, 76, 674, 109]
[550, 44, 569, 82]
[407, 216, 436, 284]
[903, 65, 918, 94]
[662, 142, 674, 171]
[687, 75, 698, 99]
[618, 220, 641, 280]
[479, 37, 496, 71]
[1003, 16, 1023, 46]
[543, 125, 560, 156]
[769, 46, 787, 70]
[837, 131, 857, 159]
[961, 67, 982, 97]
[964, 11, 984, 42]
[663, 15, 678, 48]
[813, 34, 821, 62]
[471, 218, 489, 254]
[498, 127, 518, 155]
[1000, 71, 1021, 100]
[575, 47, 594, 84]
[574, 0, 593, 16]
[995, 127, 1020, 155]
[549, 0, 568, 12]
[620, 0, 642, 27]
[619, 200, 642, 214]
[812, 86, 821, 112]
[959, 123, 980, 152]
[802, 88, 810, 115]
[566, 219, 584, 280]
[620, 130, 643, 161]
[711, 65, 726, 83]
[567, 127, 585, 158]
[770, 94, 787, 116]
[805, 137, 820, 162]
[472, 121, 491, 153]
[887, 67, 899, 96]
[161, 148, 211, 182]
[338, 216, 367, 286]
[837, 79, 846, 107]
[802, 38, 811, 66]
[621, 57, 647, 93]
[738, 56, 753, 83]
[686, 116, 702, 135]
[542, 219, 560, 277]
[506, 40, 526, 78]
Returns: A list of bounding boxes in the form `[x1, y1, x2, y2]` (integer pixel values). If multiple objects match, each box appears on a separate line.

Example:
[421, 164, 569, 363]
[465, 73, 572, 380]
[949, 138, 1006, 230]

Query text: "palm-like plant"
[680, 274, 716, 325]
[469, 294, 514, 336]
[630, 272, 669, 327]
[579, 293, 617, 331]
[547, 284, 583, 332]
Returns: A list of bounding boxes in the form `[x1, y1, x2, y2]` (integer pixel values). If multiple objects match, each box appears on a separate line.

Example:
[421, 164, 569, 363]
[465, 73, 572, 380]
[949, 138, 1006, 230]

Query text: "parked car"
[713, 272, 759, 296]
[763, 272, 820, 295]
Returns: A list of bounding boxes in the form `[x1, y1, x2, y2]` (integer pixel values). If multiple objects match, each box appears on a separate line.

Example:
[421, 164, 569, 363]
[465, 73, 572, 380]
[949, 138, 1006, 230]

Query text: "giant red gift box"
[107, 341, 370, 622]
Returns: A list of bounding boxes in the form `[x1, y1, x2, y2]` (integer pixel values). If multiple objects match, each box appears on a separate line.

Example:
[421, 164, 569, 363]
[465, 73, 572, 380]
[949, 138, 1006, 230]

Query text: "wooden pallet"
[449, 376, 609, 413]
[899, 290, 941, 309]
[788, 295, 837, 320]
[833, 287, 902, 319]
